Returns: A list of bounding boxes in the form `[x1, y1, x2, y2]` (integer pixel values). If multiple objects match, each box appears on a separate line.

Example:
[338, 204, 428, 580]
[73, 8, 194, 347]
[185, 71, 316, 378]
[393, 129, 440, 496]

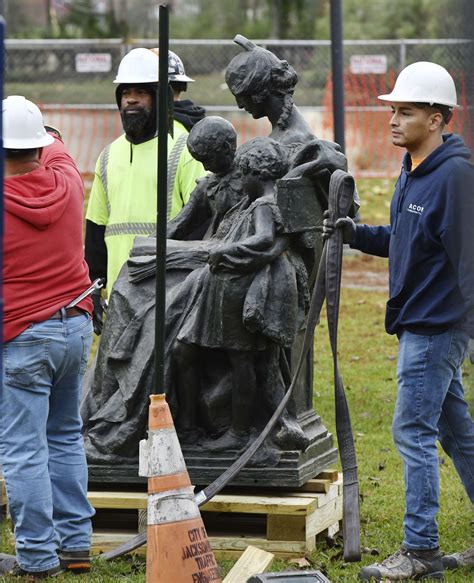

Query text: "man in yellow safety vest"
[85, 48, 206, 334]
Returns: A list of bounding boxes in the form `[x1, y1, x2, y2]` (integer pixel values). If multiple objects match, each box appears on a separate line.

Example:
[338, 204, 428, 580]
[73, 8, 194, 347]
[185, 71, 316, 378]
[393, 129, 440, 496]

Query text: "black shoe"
[58, 549, 91, 574]
[0, 554, 62, 580]
[358, 546, 444, 581]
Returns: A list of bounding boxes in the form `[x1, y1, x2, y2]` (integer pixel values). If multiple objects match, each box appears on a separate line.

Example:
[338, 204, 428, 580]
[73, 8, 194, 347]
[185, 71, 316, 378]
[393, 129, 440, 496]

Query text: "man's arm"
[441, 163, 474, 338]
[85, 221, 107, 282]
[85, 152, 110, 335]
[352, 224, 391, 257]
[85, 152, 110, 279]
[323, 213, 391, 258]
[40, 132, 83, 191]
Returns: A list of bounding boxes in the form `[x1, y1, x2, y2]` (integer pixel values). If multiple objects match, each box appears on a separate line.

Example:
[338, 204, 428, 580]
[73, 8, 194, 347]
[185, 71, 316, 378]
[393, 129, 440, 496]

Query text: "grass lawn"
[1, 178, 472, 581]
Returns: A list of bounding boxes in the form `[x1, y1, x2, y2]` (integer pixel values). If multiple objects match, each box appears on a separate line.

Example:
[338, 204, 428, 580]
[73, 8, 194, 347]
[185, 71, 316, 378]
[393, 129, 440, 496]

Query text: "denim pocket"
[4, 338, 50, 389]
[447, 328, 469, 369]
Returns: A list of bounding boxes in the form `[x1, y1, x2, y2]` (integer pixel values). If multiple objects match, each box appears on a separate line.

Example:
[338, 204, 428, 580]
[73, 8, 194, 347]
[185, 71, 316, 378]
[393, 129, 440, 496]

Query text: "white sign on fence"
[75, 53, 112, 73]
[350, 55, 387, 74]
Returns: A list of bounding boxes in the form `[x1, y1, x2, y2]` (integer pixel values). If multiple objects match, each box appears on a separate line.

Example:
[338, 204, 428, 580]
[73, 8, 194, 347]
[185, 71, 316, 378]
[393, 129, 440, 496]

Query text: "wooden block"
[202, 494, 316, 516]
[88, 491, 147, 510]
[306, 494, 343, 541]
[316, 469, 339, 482]
[283, 480, 340, 508]
[138, 508, 147, 533]
[91, 531, 147, 557]
[0, 476, 7, 517]
[90, 531, 306, 558]
[222, 545, 274, 583]
[296, 478, 331, 494]
[266, 514, 306, 541]
[88, 489, 319, 515]
[209, 536, 306, 556]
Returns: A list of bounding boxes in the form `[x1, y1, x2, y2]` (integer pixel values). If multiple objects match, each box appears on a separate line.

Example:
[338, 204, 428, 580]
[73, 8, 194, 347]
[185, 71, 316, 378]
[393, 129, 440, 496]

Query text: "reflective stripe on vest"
[104, 222, 156, 237]
[100, 144, 112, 215]
[167, 132, 188, 219]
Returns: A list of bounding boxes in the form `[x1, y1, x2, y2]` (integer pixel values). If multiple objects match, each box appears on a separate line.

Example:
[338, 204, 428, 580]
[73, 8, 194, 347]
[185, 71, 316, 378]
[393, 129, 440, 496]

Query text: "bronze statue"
[169, 137, 309, 453]
[81, 36, 355, 486]
[226, 35, 312, 153]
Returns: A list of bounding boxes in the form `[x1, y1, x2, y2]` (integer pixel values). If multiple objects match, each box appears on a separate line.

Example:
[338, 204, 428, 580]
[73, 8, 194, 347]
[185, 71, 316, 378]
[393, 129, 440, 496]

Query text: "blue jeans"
[392, 328, 474, 550]
[0, 312, 95, 572]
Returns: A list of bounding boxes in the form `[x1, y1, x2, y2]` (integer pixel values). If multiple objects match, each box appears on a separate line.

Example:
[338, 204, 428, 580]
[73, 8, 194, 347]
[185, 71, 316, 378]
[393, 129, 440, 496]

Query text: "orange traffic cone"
[139, 394, 222, 583]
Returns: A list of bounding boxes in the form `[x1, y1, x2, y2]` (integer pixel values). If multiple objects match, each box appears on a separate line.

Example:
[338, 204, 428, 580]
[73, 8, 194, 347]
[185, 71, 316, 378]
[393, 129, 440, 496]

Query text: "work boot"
[0, 553, 62, 580]
[358, 547, 444, 581]
[442, 546, 474, 570]
[58, 549, 91, 574]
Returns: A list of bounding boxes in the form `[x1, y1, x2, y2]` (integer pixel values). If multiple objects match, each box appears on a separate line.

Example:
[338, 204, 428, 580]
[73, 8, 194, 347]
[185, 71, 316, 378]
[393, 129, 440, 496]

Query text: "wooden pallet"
[88, 470, 342, 559]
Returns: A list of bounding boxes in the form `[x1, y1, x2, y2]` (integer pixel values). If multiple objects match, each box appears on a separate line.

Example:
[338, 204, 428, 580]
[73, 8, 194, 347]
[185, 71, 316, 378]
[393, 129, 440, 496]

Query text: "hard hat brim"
[378, 92, 459, 108]
[113, 76, 158, 84]
[169, 74, 195, 83]
[4, 133, 55, 149]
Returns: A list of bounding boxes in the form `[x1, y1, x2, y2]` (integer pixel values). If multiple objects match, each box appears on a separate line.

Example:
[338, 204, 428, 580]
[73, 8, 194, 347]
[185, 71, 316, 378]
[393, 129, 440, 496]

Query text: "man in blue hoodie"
[324, 61, 474, 581]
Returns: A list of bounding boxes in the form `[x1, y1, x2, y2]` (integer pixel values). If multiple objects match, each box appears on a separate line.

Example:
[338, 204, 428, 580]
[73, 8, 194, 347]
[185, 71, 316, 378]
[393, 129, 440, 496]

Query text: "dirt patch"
[342, 251, 388, 291]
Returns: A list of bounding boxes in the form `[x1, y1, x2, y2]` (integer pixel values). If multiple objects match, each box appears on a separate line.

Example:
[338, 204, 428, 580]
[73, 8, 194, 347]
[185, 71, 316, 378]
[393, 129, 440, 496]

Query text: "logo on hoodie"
[407, 203, 424, 216]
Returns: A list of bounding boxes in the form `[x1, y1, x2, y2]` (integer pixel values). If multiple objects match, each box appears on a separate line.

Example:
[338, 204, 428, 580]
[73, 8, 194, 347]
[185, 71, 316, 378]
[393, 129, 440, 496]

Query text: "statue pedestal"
[184, 412, 337, 487]
[87, 409, 337, 487]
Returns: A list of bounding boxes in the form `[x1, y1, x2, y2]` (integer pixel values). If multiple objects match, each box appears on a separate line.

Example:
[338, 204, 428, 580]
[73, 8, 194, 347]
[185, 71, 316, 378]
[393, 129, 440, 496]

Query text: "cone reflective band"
[139, 394, 221, 583]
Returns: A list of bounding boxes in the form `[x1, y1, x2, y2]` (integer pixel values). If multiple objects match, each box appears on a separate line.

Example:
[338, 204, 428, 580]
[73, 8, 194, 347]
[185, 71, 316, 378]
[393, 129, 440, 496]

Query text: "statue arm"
[166, 179, 212, 240]
[209, 204, 278, 273]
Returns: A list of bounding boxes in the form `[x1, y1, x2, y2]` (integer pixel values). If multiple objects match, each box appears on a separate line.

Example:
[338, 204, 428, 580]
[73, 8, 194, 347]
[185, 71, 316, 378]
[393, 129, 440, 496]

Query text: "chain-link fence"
[5, 38, 472, 176]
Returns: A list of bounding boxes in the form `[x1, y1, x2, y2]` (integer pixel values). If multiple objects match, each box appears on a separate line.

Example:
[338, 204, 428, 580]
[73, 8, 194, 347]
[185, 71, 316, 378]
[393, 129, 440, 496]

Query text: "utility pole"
[46, 0, 52, 35]
[330, 0, 345, 152]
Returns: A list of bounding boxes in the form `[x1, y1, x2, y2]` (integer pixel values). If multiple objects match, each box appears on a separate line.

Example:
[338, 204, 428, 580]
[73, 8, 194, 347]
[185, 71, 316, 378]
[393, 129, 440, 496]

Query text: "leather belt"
[49, 307, 85, 319]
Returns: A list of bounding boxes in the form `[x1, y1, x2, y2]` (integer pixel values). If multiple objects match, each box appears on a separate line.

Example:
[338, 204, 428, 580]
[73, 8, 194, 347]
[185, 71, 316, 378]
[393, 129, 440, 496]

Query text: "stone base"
[87, 411, 337, 488]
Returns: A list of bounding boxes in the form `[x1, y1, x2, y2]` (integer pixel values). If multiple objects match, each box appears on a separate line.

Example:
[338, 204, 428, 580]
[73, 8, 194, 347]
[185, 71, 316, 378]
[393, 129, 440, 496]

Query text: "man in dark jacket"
[324, 62, 474, 581]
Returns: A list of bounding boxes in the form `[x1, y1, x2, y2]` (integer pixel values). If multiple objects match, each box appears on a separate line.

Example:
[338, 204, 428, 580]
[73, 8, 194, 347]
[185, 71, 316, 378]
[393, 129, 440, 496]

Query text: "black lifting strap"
[100, 169, 360, 563]
[325, 169, 361, 561]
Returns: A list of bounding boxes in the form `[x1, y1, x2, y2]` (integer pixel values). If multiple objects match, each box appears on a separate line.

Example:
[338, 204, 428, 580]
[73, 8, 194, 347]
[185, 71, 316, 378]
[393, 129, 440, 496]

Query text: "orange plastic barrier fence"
[41, 69, 472, 180]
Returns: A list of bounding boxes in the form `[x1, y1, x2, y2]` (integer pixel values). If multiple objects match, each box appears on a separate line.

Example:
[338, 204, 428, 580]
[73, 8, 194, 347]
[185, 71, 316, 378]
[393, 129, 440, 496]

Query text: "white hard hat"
[114, 48, 158, 84]
[378, 61, 458, 108]
[3, 95, 54, 149]
[150, 48, 195, 83]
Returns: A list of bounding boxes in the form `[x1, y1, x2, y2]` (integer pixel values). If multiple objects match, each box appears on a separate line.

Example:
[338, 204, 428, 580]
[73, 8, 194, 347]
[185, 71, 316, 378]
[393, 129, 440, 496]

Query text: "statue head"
[187, 116, 237, 176]
[225, 35, 298, 130]
[236, 137, 288, 198]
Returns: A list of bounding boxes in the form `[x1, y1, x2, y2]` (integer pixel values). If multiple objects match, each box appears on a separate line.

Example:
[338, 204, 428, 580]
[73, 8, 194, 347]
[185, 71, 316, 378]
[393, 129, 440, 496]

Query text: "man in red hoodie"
[0, 96, 95, 579]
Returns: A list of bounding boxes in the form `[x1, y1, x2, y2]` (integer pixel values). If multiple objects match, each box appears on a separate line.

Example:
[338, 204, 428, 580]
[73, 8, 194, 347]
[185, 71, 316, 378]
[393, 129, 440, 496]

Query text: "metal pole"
[330, 0, 345, 152]
[399, 39, 407, 71]
[154, 4, 168, 395]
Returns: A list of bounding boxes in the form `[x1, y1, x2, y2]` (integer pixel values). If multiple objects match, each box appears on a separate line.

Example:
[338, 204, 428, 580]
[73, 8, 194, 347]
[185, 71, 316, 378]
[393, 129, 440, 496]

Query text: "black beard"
[121, 107, 154, 141]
